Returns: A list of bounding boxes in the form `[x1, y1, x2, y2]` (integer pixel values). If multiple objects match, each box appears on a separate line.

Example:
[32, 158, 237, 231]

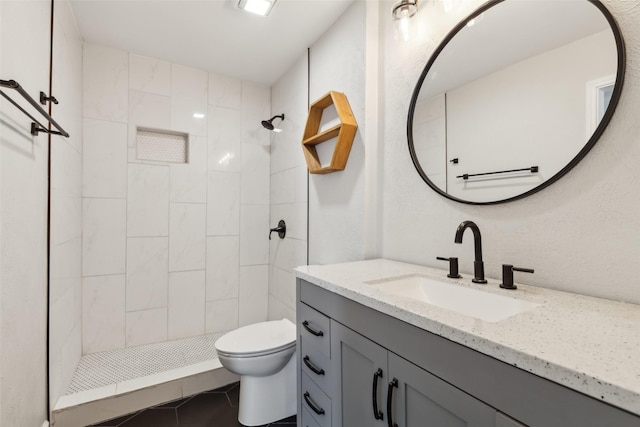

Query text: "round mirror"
[408, 0, 625, 205]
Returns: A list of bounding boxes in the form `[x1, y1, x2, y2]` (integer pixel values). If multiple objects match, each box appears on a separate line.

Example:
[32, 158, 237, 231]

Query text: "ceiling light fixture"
[238, 0, 277, 16]
[261, 114, 285, 132]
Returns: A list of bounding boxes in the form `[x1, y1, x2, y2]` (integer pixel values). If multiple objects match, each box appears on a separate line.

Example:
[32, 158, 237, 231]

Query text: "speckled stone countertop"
[294, 259, 640, 416]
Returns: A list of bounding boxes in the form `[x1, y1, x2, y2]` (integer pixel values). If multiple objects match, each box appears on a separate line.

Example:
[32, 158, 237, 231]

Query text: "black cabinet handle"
[302, 320, 324, 337]
[372, 368, 384, 420]
[303, 356, 325, 376]
[303, 391, 325, 415]
[387, 378, 398, 427]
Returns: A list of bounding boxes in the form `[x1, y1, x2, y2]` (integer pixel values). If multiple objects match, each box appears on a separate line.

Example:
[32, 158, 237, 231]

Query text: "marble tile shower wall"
[81, 44, 271, 354]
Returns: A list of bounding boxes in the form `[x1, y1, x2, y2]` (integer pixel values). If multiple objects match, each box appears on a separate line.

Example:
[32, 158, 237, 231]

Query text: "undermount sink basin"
[365, 274, 540, 322]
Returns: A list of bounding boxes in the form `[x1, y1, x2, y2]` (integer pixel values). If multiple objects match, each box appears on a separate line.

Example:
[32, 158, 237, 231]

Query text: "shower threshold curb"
[51, 359, 238, 427]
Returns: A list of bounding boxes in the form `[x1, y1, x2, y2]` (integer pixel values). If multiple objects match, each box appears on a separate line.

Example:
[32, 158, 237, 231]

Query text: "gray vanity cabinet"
[495, 413, 526, 427]
[331, 320, 496, 427]
[298, 302, 333, 427]
[297, 279, 639, 427]
[387, 352, 496, 427]
[330, 320, 387, 426]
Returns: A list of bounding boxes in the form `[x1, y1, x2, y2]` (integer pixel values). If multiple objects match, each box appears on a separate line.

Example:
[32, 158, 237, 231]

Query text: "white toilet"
[215, 319, 297, 426]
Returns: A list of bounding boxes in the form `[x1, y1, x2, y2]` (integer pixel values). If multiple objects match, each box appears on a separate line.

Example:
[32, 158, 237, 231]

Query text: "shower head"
[261, 114, 285, 132]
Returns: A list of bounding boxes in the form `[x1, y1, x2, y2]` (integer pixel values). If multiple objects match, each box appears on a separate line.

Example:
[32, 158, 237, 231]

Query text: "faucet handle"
[500, 264, 534, 290]
[436, 257, 462, 279]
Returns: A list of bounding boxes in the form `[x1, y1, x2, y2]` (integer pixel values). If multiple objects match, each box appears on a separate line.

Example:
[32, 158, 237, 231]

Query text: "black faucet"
[454, 221, 487, 284]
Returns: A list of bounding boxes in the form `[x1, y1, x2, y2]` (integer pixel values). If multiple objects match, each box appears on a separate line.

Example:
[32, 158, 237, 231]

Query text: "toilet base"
[237, 354, 297, 426]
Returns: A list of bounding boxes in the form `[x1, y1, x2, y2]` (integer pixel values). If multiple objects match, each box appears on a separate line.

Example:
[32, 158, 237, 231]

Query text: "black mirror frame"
[407, 0, 626, 205]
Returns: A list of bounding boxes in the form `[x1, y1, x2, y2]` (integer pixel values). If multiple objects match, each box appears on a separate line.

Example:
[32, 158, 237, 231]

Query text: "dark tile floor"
[90, 382, 296, 427]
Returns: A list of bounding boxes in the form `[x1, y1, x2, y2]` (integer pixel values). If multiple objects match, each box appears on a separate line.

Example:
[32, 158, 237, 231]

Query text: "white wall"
[49, 0, 83, 411]
[381, 0, 640, 304]
[308, 0, 367, 265]
[82, 44, 271, 353]
[0, 1, 52, 425]
[269, 54, 309, 322]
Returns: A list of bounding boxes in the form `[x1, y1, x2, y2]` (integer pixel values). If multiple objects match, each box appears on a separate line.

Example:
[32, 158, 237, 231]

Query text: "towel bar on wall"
[457, 166, 538, 181]
[0, 79, 69, 137]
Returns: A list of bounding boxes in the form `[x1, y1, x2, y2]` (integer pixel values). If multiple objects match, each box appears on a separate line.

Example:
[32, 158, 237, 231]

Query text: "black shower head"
[261, 114, 285, 131]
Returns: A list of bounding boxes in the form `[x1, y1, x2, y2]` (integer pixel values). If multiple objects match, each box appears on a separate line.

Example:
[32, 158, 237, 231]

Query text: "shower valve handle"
[269, 220, 286, 240]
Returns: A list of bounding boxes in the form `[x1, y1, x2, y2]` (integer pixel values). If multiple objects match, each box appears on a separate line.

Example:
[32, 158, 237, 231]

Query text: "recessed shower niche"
[136, 127, 189, 163]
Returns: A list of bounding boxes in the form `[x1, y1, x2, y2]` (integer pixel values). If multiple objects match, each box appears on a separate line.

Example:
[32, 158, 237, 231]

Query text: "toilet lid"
[215, 319, 296, 356]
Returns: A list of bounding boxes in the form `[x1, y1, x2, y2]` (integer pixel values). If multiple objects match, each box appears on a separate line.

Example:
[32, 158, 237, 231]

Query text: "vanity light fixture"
[443, 0, 454, 13]
[392, 0, 418, 21]
[392, 0, 418, 42]
[261, 114, 285, 132]
[238, 0, 277, 16]
[442, 0, 463, 14]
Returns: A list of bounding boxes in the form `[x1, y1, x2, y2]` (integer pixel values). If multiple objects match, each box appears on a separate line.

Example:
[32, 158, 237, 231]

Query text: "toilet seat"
[216, 341, 295, 358]
[215, 319, 296, 358]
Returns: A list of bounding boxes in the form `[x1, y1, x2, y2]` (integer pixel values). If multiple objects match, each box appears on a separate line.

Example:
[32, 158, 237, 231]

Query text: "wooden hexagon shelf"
[302, 91, 358, 174]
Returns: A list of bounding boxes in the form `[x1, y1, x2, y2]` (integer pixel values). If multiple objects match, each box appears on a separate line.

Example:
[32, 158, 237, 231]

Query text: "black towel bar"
[457, 166, 538, 180]
[0, 79, 69, 137]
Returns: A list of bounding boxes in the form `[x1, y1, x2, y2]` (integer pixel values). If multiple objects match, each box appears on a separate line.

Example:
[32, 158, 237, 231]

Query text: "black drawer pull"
[303, 355, 325, 376]
[387, 378, 398, 427]
[372, 368, 384, 420]
[302, 320, 324, 337]
[303, 391, 325, 415]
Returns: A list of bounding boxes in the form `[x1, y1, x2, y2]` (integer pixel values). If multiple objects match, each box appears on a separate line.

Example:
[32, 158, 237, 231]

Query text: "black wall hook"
[40, 91, 58, 105]
[269, 220, 286, 240]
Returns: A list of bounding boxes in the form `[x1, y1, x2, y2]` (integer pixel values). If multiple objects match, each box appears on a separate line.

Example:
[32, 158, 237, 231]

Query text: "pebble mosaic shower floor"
[67, 332, 227, 394]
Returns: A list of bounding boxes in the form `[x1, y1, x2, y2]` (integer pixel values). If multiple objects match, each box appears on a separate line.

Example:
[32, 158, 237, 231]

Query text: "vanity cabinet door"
[496, 413, 527, 427]
[330, 320, 388, 427]
[388, 352, 496, 427]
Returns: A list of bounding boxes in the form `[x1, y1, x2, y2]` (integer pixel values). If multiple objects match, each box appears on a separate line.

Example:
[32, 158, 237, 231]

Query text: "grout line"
[82, 196, 128, 200]
[204, 114, 210, 335]
[167, 187, 172, 338]
[167, 200, 207, 205]
[82, 272, 126, 279]
[124, 97, 130, 349]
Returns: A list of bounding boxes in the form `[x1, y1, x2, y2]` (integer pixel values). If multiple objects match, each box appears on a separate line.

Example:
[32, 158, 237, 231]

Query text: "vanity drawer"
[300, 336, 332, 391]
[301, 407, 323, 427]
[299, 302, 330, 358]
[301, 372, 332, 427]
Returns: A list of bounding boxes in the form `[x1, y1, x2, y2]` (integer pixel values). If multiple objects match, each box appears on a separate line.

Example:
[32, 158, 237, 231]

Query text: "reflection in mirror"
[408, 0, 625, 204]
